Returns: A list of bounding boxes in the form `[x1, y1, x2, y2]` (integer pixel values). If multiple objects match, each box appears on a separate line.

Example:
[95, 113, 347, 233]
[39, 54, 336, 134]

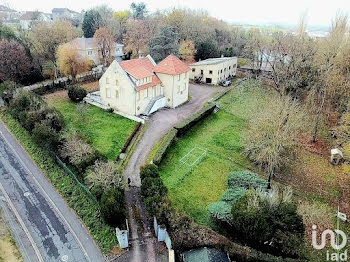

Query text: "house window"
[209, 70, 213, 74]
[201, 70, 203, 74]
[144, 89, 148, 98]
[106, 88, 111, 98]
[160, 86, 164, 95]
[177, 85, 180, 93]
[178, 75, 181, 81]
[229, 66, 231, 70]
[88, 50, 93, 55]
[115, 90, 119, 98]
[192, 68, 195, 72]
[221, 69, 223, 73]
[115, 79, 118, 85]
[106, 77, 109, 84]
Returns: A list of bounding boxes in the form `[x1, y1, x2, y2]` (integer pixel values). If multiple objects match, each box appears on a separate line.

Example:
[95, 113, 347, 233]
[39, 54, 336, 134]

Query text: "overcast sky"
[3, 0, 349, 28]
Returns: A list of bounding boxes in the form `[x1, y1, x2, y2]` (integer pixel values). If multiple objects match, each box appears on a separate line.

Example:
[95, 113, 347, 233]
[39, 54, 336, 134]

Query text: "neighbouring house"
[19, 11, 52, 30]
[99, 54, 190, 116]
[183, 247, 230, 262]
[189, 57, 237, 85]
[0, 5, 19, 22]
[70, 37, 124, 66]
[52, 8, 82, 24]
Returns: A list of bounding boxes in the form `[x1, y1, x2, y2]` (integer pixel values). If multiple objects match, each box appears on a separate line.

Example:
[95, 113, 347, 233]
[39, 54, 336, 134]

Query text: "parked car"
[219, 80, 231, 87]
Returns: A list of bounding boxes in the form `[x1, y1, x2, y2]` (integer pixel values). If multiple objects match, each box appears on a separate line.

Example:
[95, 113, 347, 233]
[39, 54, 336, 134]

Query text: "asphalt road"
[0, 120, 105, 262]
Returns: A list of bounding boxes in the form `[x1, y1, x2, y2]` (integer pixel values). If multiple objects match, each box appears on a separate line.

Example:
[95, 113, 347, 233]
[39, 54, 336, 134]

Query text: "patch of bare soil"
[0, 212, 23, 262]
[80, 81, 99, 93]
[43, 89, 68, 100]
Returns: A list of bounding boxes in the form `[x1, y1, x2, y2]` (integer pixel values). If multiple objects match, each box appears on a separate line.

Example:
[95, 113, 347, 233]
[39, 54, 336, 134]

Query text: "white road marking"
[0, 128, 92, 262]
[0, 182, 45, 262]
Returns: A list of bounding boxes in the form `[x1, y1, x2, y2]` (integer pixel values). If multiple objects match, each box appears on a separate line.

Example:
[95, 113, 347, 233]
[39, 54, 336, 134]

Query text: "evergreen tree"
[82, 10, 102, 38]
[149, 26, 179, 62]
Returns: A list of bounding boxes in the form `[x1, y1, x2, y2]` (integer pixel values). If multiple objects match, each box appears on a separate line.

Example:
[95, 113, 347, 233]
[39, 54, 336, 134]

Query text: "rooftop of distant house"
[70, 37, 124, 50]
[190, 57, 237, 66]
[52, 8, 80, 14]
[0, 5, 17, 12]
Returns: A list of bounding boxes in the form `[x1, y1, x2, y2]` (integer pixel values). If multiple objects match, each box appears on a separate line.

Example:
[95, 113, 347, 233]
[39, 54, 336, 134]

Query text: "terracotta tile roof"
[119, 57, 155, 79]
[119, 56, 161, 91]
[154, 55, 191, 75]
[137, 75, 162, 91]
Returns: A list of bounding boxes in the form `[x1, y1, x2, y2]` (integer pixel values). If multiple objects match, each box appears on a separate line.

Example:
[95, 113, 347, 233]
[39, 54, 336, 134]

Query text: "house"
[52, 8, 82, 24]
[19, 11, 52, 30]
[0, 5, 19, 22]
[99, 54, 190, 116]
[183, 247, 230, 262]
[70, 37, 124, 66]
[189, 57, 237, 85]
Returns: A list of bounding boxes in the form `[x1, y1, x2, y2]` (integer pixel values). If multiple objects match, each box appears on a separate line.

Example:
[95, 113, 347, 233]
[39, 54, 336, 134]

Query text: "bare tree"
[85, 160, 124, 190]
[242, 95, 308, 187]
[93, 27, 114, 66]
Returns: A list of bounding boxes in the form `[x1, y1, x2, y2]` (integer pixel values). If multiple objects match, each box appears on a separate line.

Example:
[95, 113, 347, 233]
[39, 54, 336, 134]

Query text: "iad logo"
[312, 225, 348, 261]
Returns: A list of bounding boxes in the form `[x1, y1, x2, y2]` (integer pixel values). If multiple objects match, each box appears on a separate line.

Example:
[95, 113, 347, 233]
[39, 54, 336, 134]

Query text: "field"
[45, 90, 138, 160]
[158, 80, 271, 226]
[158, 79, 350, 240]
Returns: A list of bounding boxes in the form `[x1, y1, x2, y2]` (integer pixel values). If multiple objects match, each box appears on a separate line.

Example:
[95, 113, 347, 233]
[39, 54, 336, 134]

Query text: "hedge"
[152, 128, 178, 165]
[121, 122, 142, 154]
[174, 103, 217, 136]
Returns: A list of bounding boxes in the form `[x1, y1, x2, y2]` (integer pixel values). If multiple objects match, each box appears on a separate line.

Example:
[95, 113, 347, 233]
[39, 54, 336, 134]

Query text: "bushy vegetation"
[231, 188, 304, 257]
[8, 90, 64, 150]
[151, 128, 178, 165]
[100, 189, 126, 228]
[67, 85, 88, 102]
[208, 170, 265, 224]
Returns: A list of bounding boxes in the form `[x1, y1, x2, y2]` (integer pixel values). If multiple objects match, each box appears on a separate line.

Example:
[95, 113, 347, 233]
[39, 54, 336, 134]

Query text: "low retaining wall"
[174, 103, 217, 137]
[23, 67, 104, 95]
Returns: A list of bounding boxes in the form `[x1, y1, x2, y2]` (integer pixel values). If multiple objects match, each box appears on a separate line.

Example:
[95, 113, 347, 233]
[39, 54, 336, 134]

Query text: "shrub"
[140, 177, 168, 199]
[67, 85, 87, 102]
[228, 170, 267, 191]
[100, 188, 126, 227]
[140, 163, 160, 181]
[152, 128, 178, 165]
[32, 121, 60, 150]
[231, 189, 304, 257]
[220, 188, 247, 204]
[85, 160, 124, 191]
[0, 80, 17, 104]
[207, 201, 233, 223]
[8, 90, 43, 120]
[60, 132, 97, 170]
[174, 104, 216, 136]
[24, 107, 65, 133]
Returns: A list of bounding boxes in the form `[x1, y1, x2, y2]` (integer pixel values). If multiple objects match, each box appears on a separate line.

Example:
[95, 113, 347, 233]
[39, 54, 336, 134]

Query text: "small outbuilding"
[183, 247, 230, 262]
[331, 148, 344, 165]
[189, 57, 237, 85]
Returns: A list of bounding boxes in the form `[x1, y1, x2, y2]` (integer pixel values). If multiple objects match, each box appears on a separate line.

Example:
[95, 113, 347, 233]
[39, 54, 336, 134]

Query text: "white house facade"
[99, 54, 190, 116]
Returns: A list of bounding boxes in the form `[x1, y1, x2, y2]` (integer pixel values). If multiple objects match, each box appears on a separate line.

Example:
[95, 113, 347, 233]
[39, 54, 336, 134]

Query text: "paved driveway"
[124, 83, 224, 187]
[118, 84, 223, 262]
[0, 121, 105, 262]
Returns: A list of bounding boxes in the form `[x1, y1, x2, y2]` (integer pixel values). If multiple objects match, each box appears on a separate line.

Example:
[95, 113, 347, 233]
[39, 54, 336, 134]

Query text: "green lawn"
[46, 94, 138, 160]
[158, 80, 272, 226]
